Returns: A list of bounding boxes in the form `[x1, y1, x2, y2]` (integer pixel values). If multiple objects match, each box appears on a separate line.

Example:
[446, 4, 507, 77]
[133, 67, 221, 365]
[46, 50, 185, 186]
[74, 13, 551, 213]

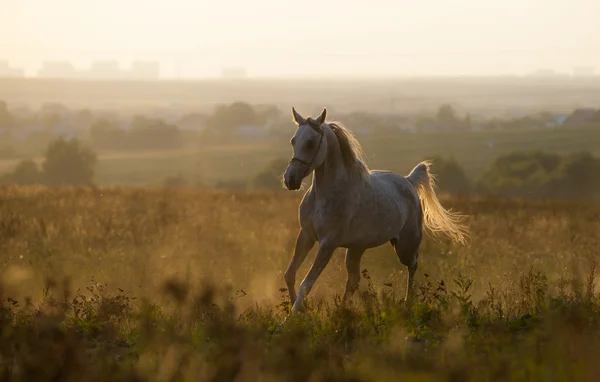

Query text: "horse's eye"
[305, 140, 315, 149]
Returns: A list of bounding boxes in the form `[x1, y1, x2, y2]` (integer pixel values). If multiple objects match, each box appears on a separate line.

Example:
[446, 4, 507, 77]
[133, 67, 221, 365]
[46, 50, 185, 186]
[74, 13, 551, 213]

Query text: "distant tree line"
[5, 99, 600, 158]
[3, 98, 600, 201]
[91, 116, 182, 150]
[476, 151, 600, 200]
[414, 104, 473, 132]
[430, 151, 600, 200]
[2, 137, 97, 187]
[3, 134, 600, 202]
[90, 102, 285, 150]
[234, 150, 600, 202]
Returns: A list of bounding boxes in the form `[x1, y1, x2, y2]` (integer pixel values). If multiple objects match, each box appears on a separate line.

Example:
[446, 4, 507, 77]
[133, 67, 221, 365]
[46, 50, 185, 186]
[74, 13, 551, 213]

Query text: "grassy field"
[2, 125, 600, 188]
[1, 186, 599, 381]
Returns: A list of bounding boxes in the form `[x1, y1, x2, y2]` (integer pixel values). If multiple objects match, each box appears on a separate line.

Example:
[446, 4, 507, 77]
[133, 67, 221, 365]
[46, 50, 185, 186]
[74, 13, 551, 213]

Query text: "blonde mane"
[326, 122, 370, 179]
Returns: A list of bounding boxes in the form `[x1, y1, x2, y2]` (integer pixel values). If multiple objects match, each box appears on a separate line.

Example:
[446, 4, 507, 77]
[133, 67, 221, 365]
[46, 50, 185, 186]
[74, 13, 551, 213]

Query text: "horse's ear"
[315, 107, 327, 125]
[292, 107, 306, 125]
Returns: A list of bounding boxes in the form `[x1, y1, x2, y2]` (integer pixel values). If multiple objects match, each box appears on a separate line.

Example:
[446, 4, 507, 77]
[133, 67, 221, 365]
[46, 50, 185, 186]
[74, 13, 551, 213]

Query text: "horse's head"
[284, 107, 328, 190]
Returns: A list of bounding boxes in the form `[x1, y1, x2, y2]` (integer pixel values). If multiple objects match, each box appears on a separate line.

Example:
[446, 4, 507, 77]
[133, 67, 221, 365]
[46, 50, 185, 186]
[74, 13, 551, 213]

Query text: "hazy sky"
[2, 0, 599, 78]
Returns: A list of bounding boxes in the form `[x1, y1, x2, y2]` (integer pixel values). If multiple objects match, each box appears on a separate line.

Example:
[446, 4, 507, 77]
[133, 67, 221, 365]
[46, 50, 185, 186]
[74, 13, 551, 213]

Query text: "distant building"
[38, 61, 77, 78]
[36, 60, 160, 80]
[527, 68, 557, 78]
[89, 60, 121, 79]
[221, 67, 246, 79]
[131, 61, 159, 80]
[573, 66, 595, 77]
[0, 61, 24, 77]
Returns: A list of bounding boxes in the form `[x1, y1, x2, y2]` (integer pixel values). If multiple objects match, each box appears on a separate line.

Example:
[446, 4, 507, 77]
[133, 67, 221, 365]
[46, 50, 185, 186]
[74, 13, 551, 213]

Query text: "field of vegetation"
[1, 77, 599, 379]
[1, 186, 599, 381]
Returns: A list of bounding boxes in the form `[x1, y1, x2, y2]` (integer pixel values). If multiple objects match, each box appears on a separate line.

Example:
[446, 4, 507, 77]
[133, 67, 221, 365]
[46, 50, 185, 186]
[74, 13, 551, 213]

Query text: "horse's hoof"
[272, 318, 287, 334]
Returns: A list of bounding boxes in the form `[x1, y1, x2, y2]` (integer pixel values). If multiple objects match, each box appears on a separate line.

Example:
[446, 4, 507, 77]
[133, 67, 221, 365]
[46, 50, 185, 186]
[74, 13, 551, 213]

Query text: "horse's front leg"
[291, 241, 337, 313]
[284, 229, 315, 305]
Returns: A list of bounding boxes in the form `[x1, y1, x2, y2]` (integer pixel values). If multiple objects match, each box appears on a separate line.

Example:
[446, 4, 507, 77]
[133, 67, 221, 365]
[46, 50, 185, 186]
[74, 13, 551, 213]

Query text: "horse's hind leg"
[405, 252, 419, 301]
[285, 229, 315, 305]
[343, 247, 366, 303]
[391, 232, 421, 302]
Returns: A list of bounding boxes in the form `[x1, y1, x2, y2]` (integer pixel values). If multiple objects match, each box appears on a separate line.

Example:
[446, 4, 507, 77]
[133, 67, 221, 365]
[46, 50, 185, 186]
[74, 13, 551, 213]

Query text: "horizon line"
[2, 73, 600, 82]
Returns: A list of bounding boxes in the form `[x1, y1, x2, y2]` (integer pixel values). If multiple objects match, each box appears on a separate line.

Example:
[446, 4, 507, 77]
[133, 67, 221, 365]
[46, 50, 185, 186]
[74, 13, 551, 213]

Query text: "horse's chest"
[313, 208, 345, 231]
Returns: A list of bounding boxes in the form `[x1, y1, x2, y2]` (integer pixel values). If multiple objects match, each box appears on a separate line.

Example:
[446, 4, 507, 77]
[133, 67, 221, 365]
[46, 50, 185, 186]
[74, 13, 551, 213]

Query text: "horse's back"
[369, 170, 419, 203]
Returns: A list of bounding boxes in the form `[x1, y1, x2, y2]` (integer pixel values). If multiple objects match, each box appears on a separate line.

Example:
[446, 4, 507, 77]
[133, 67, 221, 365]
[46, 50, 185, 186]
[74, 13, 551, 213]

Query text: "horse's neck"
[312, 130, 355, 197]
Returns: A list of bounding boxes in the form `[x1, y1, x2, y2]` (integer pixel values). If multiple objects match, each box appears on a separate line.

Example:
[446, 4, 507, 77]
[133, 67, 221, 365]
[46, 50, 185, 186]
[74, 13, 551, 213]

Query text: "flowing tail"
[407, 161, 469, 244]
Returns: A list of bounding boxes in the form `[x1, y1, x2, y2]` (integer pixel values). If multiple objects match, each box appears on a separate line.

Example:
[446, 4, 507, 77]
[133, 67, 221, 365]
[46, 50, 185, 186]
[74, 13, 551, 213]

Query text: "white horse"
[282, 107, 468, 315]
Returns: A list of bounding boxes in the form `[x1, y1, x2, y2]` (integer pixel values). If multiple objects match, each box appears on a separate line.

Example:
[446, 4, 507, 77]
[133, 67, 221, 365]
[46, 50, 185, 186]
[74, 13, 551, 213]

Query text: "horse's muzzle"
[285, 173, 302, 190]
[284, 164, 305, 191]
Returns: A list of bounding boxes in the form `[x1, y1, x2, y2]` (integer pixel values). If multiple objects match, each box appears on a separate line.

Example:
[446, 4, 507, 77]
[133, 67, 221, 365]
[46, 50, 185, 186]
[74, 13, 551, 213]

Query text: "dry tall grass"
[1, 186, 599, 381]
